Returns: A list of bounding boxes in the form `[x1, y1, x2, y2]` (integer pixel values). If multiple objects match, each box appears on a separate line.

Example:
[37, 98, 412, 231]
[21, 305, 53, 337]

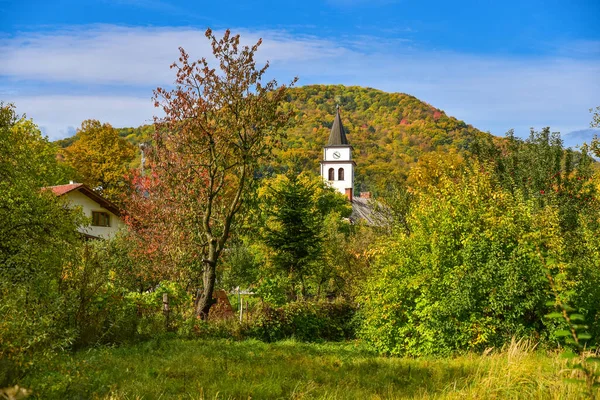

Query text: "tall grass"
[18, 337, 595, 399]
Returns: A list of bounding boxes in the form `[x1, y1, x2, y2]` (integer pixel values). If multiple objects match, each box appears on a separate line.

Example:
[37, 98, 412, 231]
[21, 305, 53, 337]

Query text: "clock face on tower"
[333, 151, 341, 159]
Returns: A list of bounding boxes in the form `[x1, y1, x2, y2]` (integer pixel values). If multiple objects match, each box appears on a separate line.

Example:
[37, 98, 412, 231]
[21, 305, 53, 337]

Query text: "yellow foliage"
[61, 119, 136, 204]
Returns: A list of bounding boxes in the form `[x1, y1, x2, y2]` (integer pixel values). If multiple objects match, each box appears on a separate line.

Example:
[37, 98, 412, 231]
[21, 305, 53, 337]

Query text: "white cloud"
[0, 26, 345, 86]
[1, 25, 599, 140]
[12, 95, 155, 139]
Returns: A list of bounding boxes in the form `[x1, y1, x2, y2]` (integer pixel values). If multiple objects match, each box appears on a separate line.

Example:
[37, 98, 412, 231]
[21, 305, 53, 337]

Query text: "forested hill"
[57, 85, 492, 191]
[279, 85, 489, 191]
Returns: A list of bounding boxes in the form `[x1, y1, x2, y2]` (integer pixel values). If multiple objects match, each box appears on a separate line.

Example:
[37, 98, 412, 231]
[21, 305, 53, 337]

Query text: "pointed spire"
[327, 105, 349, 146]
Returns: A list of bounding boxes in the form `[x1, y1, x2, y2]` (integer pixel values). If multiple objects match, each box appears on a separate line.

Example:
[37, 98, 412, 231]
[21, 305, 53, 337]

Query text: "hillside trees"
[81, 85, 490, 193]
[126, 29, 295, 318]
[61, 119, 136, 204]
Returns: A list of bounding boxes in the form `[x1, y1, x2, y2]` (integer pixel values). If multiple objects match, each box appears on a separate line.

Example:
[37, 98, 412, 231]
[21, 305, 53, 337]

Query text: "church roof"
[350, 197, 392, 227]
[327, 106, 349, 146]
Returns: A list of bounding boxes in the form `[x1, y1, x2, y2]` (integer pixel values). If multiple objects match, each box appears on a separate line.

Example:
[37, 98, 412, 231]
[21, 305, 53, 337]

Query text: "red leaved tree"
[126, 28, 295, 318]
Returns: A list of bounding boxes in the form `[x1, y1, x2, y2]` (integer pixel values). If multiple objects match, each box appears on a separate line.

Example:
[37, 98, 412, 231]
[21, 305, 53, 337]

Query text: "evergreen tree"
[262, 172, 323, 298]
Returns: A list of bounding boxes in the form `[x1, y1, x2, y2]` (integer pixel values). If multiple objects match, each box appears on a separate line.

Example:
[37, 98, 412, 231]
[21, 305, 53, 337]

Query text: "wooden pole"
[163, 292, 170, 331]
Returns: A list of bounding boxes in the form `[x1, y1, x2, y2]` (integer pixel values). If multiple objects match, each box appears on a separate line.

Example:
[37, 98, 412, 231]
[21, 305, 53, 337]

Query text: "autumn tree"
[128, 29, 295, 318]
[62, 119, 136, 204]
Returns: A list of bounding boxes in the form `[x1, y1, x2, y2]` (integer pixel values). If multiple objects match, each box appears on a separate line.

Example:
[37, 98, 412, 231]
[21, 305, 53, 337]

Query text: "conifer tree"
[262, 172, 324, 298]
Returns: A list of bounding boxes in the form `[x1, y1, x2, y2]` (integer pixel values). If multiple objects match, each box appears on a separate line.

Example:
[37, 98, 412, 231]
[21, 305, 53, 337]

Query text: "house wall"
[65, 190, 126, 239]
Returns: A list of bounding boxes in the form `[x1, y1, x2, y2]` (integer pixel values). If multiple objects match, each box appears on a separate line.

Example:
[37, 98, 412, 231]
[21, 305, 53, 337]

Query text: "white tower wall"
[321, 147, 354, 197]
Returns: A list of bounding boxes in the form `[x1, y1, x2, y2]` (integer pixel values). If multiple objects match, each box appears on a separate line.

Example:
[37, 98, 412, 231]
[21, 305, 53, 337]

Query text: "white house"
[48, 182, 125, 239]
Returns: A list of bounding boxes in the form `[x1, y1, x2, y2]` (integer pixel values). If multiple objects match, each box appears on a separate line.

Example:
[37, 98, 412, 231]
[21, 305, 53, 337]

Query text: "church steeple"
[327, 105, 349, 146]
[320, 106, 355, 201]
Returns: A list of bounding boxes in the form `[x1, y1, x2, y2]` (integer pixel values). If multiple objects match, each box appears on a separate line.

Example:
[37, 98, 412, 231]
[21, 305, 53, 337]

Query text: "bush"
[246, 299, 356, 342]
[62, 239, 193, 348]
[181, 299, 356, 342]
[358, 166, 557, 356]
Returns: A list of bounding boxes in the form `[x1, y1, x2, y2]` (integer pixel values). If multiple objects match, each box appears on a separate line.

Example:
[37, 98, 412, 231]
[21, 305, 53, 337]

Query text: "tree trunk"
[195, 240, 218, 319]
[196, 264, 216, 319]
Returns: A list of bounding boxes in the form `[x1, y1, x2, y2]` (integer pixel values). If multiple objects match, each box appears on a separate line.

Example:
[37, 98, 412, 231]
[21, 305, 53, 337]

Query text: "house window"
[92, 211, 110, 227]
[338, 168, 345, 180]
[328, 168, 335, 181]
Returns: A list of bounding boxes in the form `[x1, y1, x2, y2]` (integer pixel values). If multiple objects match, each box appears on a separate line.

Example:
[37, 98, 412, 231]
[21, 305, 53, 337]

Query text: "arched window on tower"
[328, 168, 335, 181]
[338, 168, 344, 180]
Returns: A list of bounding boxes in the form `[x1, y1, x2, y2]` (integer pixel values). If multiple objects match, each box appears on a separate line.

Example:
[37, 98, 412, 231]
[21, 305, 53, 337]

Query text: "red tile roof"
[48, 183, 84, 196]
[45, 183, 121, 216]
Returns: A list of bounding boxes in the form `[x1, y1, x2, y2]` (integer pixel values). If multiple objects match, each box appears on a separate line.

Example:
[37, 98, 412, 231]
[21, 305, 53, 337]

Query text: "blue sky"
[1, 0, 599, 142]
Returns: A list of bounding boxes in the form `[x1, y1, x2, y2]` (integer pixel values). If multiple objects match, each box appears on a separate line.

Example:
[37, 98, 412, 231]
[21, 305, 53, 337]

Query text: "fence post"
[163, 292, 170, 331]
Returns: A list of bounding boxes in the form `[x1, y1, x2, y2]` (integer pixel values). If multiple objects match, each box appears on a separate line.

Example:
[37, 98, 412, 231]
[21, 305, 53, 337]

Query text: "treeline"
[56, 84, 490, 193]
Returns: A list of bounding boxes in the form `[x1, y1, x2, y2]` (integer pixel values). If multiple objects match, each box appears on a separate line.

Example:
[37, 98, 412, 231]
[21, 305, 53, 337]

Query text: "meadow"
[18, 338, 593, 399]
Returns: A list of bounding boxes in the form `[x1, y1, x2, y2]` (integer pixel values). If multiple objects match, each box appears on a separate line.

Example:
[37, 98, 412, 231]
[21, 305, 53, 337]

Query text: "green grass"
[18, 338, 592, 399]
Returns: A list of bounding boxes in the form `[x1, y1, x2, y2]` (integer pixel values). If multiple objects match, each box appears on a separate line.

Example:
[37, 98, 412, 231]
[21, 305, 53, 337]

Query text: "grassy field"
[17, 338, 593, 399]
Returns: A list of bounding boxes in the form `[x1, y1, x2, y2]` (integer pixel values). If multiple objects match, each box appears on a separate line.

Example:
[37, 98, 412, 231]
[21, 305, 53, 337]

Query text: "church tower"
[320, 106, 355, 201]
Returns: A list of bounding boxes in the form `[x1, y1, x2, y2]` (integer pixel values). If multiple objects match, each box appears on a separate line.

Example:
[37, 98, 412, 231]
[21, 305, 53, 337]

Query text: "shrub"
[358, 166, 558, 356]
[63, 239, 193, 347]
[246, 299, 356, 342]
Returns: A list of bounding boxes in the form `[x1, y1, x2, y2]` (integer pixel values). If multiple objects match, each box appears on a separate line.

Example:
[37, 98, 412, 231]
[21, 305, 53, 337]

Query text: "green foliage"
[0, 104, 84, 384]
[471, 126, 600, 342]
[218, 240, 261, 290]
[546, 257, 600, 398]
[471, 127, 597, 234]
[61, 238, 193, 347]
[242, 300, 356, 342]
[254, 172, 352, 300]
[359, 165, 557, 356]
[359, 125, 600, 356]
[254, 276, 289, 307]
[260, 173, 326, 297]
